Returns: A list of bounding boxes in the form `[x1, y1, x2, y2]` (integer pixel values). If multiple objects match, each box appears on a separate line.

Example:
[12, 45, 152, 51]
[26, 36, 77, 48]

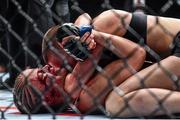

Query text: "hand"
[80, 32, 96, 50]
[39, 65, 68, 83]
[61, 33, 96, 51]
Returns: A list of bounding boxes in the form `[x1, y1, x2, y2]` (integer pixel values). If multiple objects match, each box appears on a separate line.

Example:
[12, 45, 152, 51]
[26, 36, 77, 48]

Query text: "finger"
[50, 67, 55, 75]
[91, 40, 97, 49]
[80, 32, 90, 42]
[74, 36, 80, 41]
[84, 33, 94, 44]
[43, 73, 48, 81]
[61, 37, 71, 46]
[89, 33, 94, 39]
[85, 37, 92, 45]
[88, 40, 96, 50]
[37, 72, 43, 80]
[62, 35, 78, 46]
[42, 65, 49, 71]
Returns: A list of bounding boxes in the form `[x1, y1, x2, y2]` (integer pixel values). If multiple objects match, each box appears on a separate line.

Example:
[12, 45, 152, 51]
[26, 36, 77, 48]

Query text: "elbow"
[130, 46, 146, 70]
[137, 47, 146, 60]
[77, 90, 94, 113]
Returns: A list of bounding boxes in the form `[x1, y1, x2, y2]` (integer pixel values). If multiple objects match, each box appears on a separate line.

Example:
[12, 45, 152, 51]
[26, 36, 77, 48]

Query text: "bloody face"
[26, 65, 67, 105]
[13, 64, 70, 114]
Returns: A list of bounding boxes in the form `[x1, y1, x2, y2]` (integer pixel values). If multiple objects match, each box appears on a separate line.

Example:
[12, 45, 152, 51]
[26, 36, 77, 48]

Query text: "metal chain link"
[0, 0, 180, 119]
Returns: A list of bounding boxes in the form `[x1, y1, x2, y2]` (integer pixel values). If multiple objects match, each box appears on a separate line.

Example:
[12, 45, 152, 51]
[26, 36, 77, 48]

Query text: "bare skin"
[63, 13, 146, 111]
[106, 88, 180, 117]
[0, 65, 6, 73]
[14, 21, 98, 113]
[14, 11, 145, 114]
[89, 10, 180, 117]
[105, 55, 180, 117]
[93, 9, 180, 53]
[65, 10, 180, 117]
[17, 10, 180, 116]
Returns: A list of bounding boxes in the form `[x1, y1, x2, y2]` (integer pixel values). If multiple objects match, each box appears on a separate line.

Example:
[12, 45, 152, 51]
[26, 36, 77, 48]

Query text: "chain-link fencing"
[0, 0, 180, 119]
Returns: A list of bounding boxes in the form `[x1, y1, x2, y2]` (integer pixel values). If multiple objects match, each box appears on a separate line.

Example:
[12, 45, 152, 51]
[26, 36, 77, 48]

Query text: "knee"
[77, 90, 94, 112]
[130, 46, 146, 70]
[105, 91, 125, 117]
[125, 89, 157, 116]
[166, 55, 180, 77]
[128, 90, 151, 111]
[137, 46, 146, 64]
[136, 46, 146, 60]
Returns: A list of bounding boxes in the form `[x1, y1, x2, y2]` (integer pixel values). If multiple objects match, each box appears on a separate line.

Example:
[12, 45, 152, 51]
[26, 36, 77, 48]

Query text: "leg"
[106, 55, 180, 116]
[120, 56, 180, 94]
[106, 88, 180, 117]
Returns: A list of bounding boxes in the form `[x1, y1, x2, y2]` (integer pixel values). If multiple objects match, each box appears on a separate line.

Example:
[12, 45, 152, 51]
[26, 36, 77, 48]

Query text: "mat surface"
[0, 90, 119, 120]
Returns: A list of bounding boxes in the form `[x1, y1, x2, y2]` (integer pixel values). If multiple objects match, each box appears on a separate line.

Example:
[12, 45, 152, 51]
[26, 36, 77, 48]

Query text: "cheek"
[44, 85, 65, 106]
[33, 77, 65, 105]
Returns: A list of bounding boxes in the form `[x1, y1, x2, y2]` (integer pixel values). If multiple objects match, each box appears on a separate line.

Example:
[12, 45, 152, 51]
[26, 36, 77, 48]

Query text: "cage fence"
[0, 0, 180, 119]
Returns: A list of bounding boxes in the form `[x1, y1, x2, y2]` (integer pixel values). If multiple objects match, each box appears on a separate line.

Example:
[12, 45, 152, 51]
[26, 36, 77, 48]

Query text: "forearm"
[64, 13, 101, 99]
[93, 30, 145, 58]
[64, 44, 103, 99]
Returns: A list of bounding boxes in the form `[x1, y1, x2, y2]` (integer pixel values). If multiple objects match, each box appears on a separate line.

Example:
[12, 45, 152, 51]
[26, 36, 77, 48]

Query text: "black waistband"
[172, 31, 180, 57]
[123, 12, 147, 45]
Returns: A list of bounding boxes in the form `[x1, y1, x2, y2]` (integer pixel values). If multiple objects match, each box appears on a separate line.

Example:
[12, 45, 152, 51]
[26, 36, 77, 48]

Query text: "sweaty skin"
[13, 65, 66, 113]
[90, 10, 180, 117]
[65, 10, 180, 115]
[63, 12, 146, 111]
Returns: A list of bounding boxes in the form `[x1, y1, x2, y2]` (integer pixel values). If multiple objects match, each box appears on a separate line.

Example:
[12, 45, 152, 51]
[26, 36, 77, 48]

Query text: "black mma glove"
[56, 23, 92, 61]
